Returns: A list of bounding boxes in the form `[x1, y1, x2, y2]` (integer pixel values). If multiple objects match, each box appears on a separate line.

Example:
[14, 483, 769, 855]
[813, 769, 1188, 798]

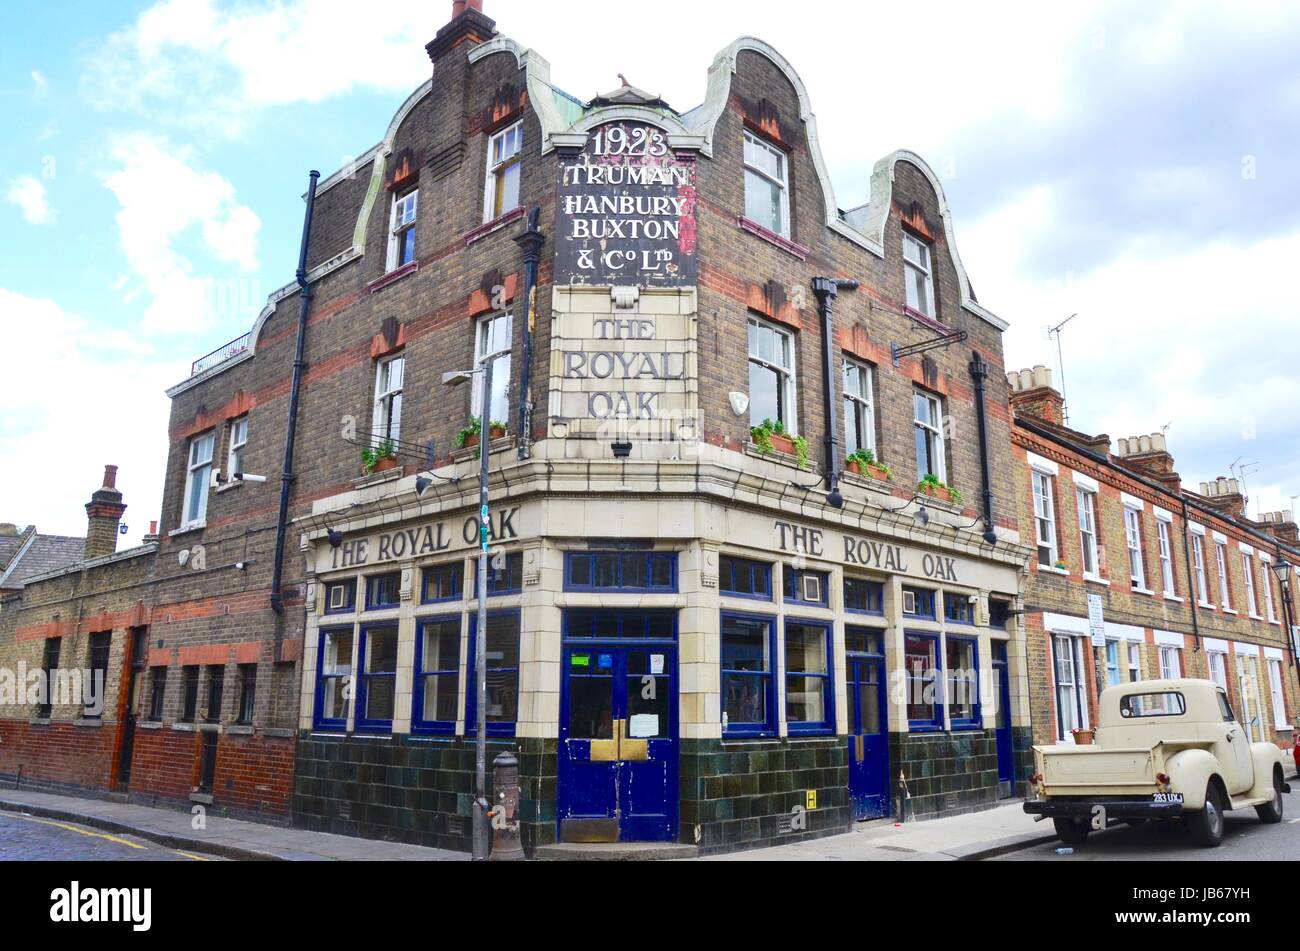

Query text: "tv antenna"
[1045, 314, 1078, 427]
[1229, 458, 1260, 518]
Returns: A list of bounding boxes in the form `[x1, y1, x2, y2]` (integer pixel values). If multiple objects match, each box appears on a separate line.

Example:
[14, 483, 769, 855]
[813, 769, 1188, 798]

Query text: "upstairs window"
[944, 593, 975, 625]
[903, 233, 935, 317]
[1031, 471, 1057, 567]
[484, 121, 522, 221]
[913, 391, 946, 482]
[365, 572, 401, 611]
[748, 316, 797, 433]
[1242, 552, 1260, 617]
[783, 565, 829, 607]
[472, 552, 524, 597]
[844, 576, 885, 616]
[1076, 488, 1099, 577]
[228, 416, 248, 480]
[566, 552, 676, 592]
[1263, 561, 1279, 622]
[473, 312, 512, 426]
[1156, 518, 1176, 596]
[183, 431, 215, 528]
[1215, 541, 1233, 609]
[1192, 533, 1210, 603]
[421, 562, 463, 604]
[902, 586, 936, 619]
[372, 354, 404, 445]
[842, 359, 876, 457]
[743, 130, 790, 238]
[387, 188, 418, 271]
[1124, 507, 1147, 590]
[719, 555, 772, 600]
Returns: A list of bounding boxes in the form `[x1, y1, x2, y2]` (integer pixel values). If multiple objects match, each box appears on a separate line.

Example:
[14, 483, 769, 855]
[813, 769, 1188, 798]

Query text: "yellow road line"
[16, 815, 147, 850]
[172, 850, 210, 861]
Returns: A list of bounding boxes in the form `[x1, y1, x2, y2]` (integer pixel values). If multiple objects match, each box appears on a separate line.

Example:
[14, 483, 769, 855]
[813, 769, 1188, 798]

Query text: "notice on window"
[650, 654, 665, 675]
[629, 714, 659, 738]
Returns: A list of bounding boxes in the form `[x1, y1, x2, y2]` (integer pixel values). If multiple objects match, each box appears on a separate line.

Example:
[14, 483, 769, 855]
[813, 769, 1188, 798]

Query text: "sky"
[2, 0, 1299, 545]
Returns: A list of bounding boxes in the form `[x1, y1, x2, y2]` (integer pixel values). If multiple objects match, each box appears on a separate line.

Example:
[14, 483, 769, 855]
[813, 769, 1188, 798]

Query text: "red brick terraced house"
[1010, 366, 1300, 756]
[0, 1, 1035, 855]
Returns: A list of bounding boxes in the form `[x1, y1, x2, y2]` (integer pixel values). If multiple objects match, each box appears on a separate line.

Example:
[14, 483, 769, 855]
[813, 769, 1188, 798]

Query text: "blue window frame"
[314, 627, 354, 731]
[784, 619, 834, 734]
[903, 586, 936, 620]
[720, 612, 776, 737]
[1105, 639, 1121, 687]
[365, 572, 401, 611]
[719, 555, 772, 601]
[844, 576, 885, 616]
[413, 616, 462, 733]
[905, 631, 943, 730]
[989, 598, 1011, 629]
[945, 635, 980, 730]
[944, 592, 975, 625]
[564, 609, 676, 640]
[465, 611, 520, 737]
[421, 562, 463, 605]
[471, 552, 523, 597]
[355, 624, 398, 733]
[324, 579, 356, 615]
[565, 551, 677, 592]
[783, 565, 829, 607]
[846, 626, 885, 657]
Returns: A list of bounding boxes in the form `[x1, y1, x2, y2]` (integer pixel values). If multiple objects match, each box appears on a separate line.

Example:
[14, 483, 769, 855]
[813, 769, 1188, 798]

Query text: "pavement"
[0, 789, 465, 861]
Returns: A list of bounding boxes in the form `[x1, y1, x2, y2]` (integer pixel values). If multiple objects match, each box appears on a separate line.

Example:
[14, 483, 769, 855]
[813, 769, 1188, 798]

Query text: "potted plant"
[360, 440, 399, 475]
[751, 418, 809, 469]
[455, 417, 507, 451]
[845, 448, 892, 482]
[1071, 727, 1095, 746]
[918, 473, 964, 506]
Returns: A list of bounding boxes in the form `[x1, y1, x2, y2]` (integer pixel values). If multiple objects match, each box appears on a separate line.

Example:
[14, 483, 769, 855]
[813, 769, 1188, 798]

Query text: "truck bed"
[1037, 743, 1164, 796]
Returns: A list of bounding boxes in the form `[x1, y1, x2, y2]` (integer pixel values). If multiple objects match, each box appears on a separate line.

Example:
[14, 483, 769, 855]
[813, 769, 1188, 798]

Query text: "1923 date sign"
[556, 122, 697, 287]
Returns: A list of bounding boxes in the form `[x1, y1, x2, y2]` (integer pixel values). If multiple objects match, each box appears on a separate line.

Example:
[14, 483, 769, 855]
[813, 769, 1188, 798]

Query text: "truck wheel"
[1053, 818, 1090, 845]
[1256, 769, 1284, 824]
[1188, 784, 1225, 847]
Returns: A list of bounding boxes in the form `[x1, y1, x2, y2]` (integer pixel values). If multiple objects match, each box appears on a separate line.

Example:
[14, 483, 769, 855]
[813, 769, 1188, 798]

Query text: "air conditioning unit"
[328, 585, 348, 611]
[903, 590, 917, 615]
[800, 573, 822, 603]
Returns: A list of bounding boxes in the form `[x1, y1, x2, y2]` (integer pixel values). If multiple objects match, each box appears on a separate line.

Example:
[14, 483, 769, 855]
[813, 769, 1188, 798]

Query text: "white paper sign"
[1088, 593, 1106, 647]
[629, 714, 659, 738]
[650, 654, 665, 675]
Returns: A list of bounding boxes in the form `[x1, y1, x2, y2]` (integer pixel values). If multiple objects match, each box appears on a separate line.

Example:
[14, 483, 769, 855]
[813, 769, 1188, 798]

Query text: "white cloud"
[30, 70, 48, 91]
[5, 175, 53, 225]
[100, 133, 261, 333]
[0, 288, 180, 545]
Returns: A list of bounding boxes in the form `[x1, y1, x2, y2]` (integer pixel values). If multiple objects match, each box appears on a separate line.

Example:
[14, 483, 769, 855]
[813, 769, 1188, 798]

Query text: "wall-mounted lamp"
[415, 476, 433, 496]
[612, 442, 633, 459]
[327, 529, 344, 549]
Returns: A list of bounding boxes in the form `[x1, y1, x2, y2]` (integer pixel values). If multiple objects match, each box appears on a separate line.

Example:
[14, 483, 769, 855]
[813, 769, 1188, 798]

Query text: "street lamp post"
[443, 359, 494, 861]
[1271, 559, 1297, 670]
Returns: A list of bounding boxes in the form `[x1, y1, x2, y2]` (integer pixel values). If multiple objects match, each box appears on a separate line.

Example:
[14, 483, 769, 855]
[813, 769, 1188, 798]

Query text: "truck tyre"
[1188, 783, 1225, 847]
[1255, 769, 1284, 824]
[1053, 817, 1090, 845]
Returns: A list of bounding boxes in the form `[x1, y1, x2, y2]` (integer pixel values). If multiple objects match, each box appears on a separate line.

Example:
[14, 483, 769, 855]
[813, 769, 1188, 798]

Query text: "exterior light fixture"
[612, 442, 632, 459]
[1273, 560, 1292, 586]
[415, 476, 433, 496]
[914, 506, 931, 528]
[327, 529, 343, 549]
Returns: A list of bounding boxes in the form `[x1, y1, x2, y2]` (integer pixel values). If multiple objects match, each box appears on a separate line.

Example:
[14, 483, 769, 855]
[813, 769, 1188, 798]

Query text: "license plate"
[1153, 793, 1184, 804]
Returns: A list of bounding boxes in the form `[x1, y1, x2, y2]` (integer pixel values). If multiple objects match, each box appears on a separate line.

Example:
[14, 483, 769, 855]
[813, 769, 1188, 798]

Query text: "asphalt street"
[998, 783, 1300, 861]
[0, 811, 221, 862]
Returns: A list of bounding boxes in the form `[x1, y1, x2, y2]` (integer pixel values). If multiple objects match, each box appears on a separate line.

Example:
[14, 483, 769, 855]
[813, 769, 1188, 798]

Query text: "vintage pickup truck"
[1024, 678, 1290, 847]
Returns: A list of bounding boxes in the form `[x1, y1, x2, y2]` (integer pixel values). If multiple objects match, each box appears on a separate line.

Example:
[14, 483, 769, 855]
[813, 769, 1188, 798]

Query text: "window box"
[460, 422, 507, 451]
[845, 457, 891, 483]
[917, 478, 963, 506]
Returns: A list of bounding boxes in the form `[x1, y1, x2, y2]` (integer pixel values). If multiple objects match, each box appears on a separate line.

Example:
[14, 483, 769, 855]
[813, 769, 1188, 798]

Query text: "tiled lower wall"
[889, 730, 1013, 819]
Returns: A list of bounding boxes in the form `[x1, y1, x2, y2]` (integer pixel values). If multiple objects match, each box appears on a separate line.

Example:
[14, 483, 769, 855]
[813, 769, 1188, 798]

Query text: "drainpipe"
[1276, 541, 1299, 671]
[1180, 498, 1203, 653]
[968, 350, 999, 545]
[514, 207, 544, 460]
[811, 278, 858, 509]
[270, 170, 320, 628]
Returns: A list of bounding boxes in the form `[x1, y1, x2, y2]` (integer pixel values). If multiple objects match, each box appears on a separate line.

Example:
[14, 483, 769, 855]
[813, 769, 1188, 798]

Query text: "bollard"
[489, 751, 524, 861]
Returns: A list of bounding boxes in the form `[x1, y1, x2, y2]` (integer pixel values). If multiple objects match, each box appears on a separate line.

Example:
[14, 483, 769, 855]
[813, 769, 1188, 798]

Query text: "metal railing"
[191, 332, 252, 376]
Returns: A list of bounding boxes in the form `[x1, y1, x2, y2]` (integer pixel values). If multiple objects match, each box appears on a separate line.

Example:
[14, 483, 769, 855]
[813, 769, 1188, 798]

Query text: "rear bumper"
[1024, 798, 1185, 819]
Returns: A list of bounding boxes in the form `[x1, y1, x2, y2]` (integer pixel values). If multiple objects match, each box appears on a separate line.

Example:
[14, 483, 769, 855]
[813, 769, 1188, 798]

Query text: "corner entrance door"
[846, 627, 889, 821]
[559, 611, 678, 843]
[992, 642, 1015, 797]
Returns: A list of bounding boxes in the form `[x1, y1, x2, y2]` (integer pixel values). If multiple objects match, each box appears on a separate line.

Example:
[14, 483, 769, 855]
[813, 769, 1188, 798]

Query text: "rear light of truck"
[1156, 773, 1171, 786]
[1028, 771, 1043, 785]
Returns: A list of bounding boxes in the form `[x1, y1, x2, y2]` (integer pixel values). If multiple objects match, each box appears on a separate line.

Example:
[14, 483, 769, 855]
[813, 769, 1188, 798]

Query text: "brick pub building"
[0, 1, 1033, 855]
[1009, 367, 1300, 752]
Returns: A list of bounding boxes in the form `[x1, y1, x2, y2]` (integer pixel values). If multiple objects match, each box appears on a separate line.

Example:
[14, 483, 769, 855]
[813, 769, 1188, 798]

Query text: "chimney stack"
[428, 0, 494, 63]
[84, 465, 127, 561]
[1114, 432, 1181, 493]
[1007, 365, 1066, 426]
[1259, 512, 1300, 546]
[1196, 476, 1247, 521]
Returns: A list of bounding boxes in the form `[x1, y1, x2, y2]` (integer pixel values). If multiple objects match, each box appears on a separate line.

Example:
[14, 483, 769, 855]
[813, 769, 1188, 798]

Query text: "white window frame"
[1242, 552, 1260, 618]
[913, 391, 946, 483]
[902, 232, 935, 318]
[1192, 533, 1211, 605]
[372, 355, 404, 445]
[743, 130, 790, 238]
[1215, 541, 1233, 610]
[1262, 558, 1279, 623]
[1208, 651, 1228, 692]
[182, 431, 215, 529]
[747, 315, 798, 434]
[1104, 639, 1122, 688]
[1127, 641, 1143, 684]
[1156, 518, 1176, 597]
[842, 358, 876, 457]
[1077, 488, 1099, 577]
[472, 311, 513, 425]
[228, 416, 248, 480]
[1053, 634, 1088, 741]
[1268, 658, 1288, 729]
[1124, 506, 1147, 590]
[1031, 471, 1058, 568]
[386, 188, 418, 272]
[484, 121, 523, 222]
[1159, 645, 1181, 680]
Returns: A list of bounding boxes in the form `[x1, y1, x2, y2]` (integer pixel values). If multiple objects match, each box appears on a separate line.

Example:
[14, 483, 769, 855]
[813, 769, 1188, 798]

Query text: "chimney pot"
[103, 464, 118, 489]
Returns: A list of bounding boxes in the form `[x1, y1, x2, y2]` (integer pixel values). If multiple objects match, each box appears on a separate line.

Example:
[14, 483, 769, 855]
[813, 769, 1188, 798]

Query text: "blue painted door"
[559, 638, 677, 842]
[846, 628, 889, 821]
[993, 642, 1014, 794]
